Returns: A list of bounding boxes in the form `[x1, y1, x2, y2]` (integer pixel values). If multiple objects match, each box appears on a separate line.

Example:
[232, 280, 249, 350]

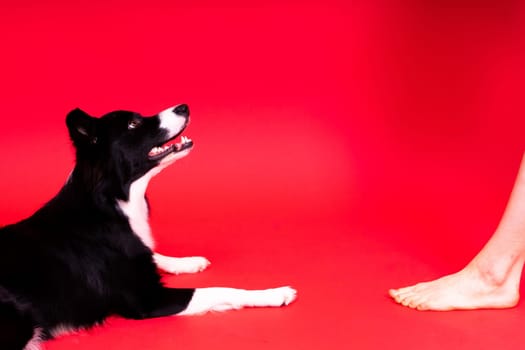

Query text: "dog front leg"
[144, 287, 297, 318]
[177, 286, 297, 315]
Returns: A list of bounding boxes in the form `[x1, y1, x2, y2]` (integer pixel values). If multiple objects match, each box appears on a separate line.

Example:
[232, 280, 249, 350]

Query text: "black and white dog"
[0, 104, 296, 350]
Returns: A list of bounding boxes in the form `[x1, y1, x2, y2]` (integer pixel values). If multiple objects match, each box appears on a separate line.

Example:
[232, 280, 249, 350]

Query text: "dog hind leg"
[0, 295, 40, 350]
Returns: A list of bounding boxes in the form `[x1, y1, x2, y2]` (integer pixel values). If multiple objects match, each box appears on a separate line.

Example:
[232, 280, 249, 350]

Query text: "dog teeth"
[149, 136, 191, 157]
[150, 145, 171, 156]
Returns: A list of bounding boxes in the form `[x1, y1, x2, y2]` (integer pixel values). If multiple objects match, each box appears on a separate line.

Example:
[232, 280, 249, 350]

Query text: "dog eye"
[128, 119, 141, 130]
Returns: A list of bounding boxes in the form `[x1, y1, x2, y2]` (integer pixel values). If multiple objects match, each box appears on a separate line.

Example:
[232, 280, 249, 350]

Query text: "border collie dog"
[0, 104, 296, 349]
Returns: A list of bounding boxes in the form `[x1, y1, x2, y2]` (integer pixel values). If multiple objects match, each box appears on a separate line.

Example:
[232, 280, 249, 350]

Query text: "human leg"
[389, 152, 525, 310]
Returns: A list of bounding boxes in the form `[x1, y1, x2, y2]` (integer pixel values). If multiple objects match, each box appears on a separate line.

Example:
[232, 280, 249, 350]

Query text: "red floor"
[2, 1, 525, 349]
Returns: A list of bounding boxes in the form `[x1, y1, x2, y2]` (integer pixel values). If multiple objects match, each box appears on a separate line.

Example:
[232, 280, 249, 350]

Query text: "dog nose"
[173, 104, 189, 117]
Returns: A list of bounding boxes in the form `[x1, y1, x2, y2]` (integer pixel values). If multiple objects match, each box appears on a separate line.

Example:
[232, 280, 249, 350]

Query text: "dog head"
[66, 104, 193, 199]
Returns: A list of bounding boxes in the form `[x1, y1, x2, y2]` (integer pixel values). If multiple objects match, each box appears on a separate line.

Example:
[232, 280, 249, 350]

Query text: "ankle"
[469, 256, 521, 289]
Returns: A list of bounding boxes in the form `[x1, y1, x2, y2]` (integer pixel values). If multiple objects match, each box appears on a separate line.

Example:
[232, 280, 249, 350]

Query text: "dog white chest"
[117, 171, 156, 249]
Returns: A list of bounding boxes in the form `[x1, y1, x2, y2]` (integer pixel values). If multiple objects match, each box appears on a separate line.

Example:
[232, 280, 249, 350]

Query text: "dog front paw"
[154, 254, 211, 274]
[270, 286, 298, 306]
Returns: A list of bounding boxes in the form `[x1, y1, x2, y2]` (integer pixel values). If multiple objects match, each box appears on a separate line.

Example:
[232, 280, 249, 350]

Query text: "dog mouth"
[148, 134, 194, 161]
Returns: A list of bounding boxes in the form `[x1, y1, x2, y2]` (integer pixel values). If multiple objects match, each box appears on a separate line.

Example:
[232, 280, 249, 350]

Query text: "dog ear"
[66, 108, 99, 146]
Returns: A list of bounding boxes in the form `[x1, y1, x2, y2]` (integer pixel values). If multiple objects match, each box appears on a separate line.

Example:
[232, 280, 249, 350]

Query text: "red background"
[1, 1, 525, 349]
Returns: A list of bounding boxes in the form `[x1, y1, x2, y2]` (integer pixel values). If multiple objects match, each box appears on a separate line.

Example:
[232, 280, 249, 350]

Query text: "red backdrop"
[1, 1, 525, 349]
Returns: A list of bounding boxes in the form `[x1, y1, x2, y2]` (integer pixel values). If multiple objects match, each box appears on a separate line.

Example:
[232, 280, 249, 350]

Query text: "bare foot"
[389, 265, 520, 311]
